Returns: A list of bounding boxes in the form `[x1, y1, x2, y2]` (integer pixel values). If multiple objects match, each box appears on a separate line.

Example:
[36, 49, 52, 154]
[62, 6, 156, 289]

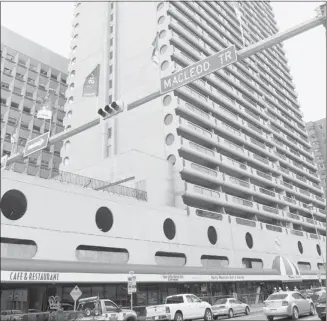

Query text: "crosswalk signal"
[97, 101, 124, 119]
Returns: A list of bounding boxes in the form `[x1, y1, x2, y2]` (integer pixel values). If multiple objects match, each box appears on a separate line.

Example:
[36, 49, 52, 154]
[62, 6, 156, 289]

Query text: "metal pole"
[4, 12, 325, 167]
[130, 293, 133, 310]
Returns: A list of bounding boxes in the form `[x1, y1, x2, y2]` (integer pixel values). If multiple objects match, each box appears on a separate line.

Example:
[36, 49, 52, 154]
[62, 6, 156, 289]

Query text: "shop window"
[242, 258, 263, 269]
[155, 251, 186, 266]
[297, 261, 311, 271]
[163, 218, 176, 240]
[0, 189, 27, 220]
[201, 255, 229, 268]
[1, 237, 37, 258]
[95, 206, 114, 232]
[76, 245, 129, 264]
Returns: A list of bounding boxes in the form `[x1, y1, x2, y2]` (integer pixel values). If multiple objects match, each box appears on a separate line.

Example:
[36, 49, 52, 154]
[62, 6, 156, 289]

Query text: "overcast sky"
[1, 1, 325, 123]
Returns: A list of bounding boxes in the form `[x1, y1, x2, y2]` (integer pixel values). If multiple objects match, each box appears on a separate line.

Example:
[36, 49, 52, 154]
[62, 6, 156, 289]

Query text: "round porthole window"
[71, 58, 76, 65]
[317, 244, 321, 256]
[68, 97, 74, 104]
[207, 226, 217, 245]
[63, 157, 69, 166]
[70, 70, 76, 77]
[69, 83, 75, 90]
[157, 2, 164, 10]
[164, 114, 173, 125]
[160, 45, 168, 55]
[67, 111, 72, 119]
[159, 30, 167, 39]
[165, 134, 174, 146]
[163, 218, 176, 240]
[66, 125, 71, 130]
[64, 140, 71, 151]
[95, 207, 114, 232]
[161, 61, 169, 71]
[158, 16, 165, 24]
[245, 232, 253, 249]
[298, 241, 303, 254]
[167, 155, 176, 165]
[0, 190, 28, 220]
[163, 95, 172, 106]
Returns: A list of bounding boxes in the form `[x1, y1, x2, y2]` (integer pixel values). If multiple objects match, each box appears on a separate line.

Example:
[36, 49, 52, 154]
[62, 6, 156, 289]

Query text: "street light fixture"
[307, 203, 326, 271]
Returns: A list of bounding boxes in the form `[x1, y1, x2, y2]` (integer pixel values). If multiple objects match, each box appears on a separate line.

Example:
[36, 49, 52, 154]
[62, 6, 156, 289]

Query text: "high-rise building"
[306, 118, 327, 196]
[1, 26, 68, 176]
[1, 2, 326, 310]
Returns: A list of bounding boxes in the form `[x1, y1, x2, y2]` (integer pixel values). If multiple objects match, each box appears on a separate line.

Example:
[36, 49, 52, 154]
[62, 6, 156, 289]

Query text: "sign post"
[24, 132, 50, 158]
[160, 45, 237, 95]
[127, 271, 137, 310]
[70, 285, 82, 311]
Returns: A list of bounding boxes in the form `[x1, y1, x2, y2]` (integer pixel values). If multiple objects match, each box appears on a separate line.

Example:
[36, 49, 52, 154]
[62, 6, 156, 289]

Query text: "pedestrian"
[294, 286, 298, 292]
[285, 286, 289, 292]
[273, 287, 277, 293]
[278, 287, 283, 292]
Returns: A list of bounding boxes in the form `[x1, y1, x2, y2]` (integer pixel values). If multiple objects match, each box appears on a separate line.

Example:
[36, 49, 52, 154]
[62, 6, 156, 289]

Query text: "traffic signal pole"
[4, 9, 326, 167]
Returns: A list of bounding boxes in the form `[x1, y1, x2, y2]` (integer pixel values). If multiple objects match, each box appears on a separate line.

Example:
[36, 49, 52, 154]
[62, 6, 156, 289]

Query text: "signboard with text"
[128, 272, 137, 294]
[160, 45, 237, 94]
[24, 132, 50, 158]
[83, 65, 100, 97]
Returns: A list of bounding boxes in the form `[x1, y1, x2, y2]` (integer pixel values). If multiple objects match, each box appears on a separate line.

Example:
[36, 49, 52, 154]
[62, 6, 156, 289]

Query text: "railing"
[310, 233, 319, 239]
[318, 208, 326, 215]
[296, 174, 306, 182]
[278, 166, 289, 174]
[193, 185, 220, 199]
[262, 205, 279, 214]
[4, 166, 148, 202]
[253, 153, 269, 164]
[232, 196, 253, 207]
[291, 230, 304, 237]
[315, 195, 325, 202]
[283, 196, 296, 204]
[266, 224, 282, 233]
[306, 218, 314, 225]
[229, 176, 250, 188]
[256, 170, 272, 181]
[236, 217, 257, 227]
[280, 181, 293, 189]
[287, 212, 300, 220]
[298, 188, 310, 196]
[259, 188, 276, 197]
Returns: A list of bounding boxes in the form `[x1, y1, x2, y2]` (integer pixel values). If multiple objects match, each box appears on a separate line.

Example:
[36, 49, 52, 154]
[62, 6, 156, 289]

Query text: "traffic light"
[97, 101, 124, 119]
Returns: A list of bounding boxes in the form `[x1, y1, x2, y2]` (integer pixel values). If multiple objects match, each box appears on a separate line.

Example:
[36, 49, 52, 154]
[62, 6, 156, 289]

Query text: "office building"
[306, 118, 327, 197]
[1, 2, 326, 312]
[1, 26, 68, 176]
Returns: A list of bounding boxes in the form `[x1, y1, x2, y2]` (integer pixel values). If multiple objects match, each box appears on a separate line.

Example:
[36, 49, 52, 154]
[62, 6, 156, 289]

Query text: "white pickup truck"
[146, 294, 214, 321]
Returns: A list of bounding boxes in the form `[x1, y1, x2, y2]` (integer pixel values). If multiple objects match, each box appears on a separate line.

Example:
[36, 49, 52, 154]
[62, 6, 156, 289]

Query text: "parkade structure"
[1, 0, 326, 314]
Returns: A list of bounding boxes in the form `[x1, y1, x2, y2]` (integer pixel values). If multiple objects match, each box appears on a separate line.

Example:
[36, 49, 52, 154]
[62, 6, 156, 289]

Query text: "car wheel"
[228, 309, 234, 318]
[267, 317, 274, 321]
[84, 309, 91, 317]
[245, 307, 250, 315]
[174, 312, 183, 321]
[309, 303, 315, 316]
[204, 309, 212, 321]
[292, 307, 299, 320]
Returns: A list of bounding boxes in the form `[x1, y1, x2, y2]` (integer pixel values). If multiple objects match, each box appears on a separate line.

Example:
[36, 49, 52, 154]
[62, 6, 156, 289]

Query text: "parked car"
[77, 296, 137, 321]
[211, 298, 250, 319]
[316, 291, 326, 321]
[0, 310, 24, 321]
[146, 294, 213, 321]
[263, 291, 315, 320]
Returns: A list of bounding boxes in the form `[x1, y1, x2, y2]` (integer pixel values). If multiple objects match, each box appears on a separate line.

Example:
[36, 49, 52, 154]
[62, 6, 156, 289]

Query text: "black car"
[316, 291, 326, 321]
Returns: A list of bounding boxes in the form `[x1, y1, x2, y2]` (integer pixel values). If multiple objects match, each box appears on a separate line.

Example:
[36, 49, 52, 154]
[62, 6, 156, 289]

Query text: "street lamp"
[307, 204, 326, 271]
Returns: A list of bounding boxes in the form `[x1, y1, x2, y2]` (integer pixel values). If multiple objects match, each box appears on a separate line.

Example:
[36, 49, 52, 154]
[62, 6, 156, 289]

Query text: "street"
[224, 313, 321, 321]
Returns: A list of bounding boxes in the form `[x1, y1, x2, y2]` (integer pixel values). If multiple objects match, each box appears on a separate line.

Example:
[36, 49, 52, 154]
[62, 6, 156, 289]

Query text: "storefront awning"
[272, 255, 301, 276]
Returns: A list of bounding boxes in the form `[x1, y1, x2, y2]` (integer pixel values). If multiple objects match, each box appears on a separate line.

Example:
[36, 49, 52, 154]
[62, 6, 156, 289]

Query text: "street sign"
[24, 132, 50, 158]
[160, 45, 237, 95]
[70, 285, 82, 310]
[127, 274, 137, 294]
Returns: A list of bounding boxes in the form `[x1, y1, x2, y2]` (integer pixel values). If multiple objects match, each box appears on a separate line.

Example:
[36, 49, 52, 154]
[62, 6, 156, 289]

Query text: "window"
[190, 295, 201, 303]
[104, 301, 118, 312]
[297, 261, 311, 271]
[108, 128, 112, 139]
[185, 295, 193, 303]
[242, 258, 263, 269]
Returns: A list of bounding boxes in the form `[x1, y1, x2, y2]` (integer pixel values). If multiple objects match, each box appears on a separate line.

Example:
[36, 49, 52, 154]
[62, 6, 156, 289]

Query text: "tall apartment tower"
[306, 118, 327, 197]
[62, 2, 326, 234]
[1, 27, 68, 177]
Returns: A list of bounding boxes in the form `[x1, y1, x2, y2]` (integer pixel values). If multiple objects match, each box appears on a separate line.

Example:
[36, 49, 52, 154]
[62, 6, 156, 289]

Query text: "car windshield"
[214, 299, 227, 305]
[267, 294, 288, 300]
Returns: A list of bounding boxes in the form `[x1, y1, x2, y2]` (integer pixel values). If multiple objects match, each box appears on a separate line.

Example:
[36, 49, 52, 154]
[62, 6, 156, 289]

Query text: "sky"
[1, 1, 326, 123]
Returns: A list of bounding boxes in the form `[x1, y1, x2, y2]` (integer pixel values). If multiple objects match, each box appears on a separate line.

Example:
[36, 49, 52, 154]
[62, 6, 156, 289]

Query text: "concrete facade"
[306, 118, 327, 197]
[1, 26, 69, 176]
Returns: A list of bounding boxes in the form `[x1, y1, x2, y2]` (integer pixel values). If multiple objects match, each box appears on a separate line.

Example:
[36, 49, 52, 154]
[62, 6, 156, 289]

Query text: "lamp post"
[307, 204, 326, 273]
